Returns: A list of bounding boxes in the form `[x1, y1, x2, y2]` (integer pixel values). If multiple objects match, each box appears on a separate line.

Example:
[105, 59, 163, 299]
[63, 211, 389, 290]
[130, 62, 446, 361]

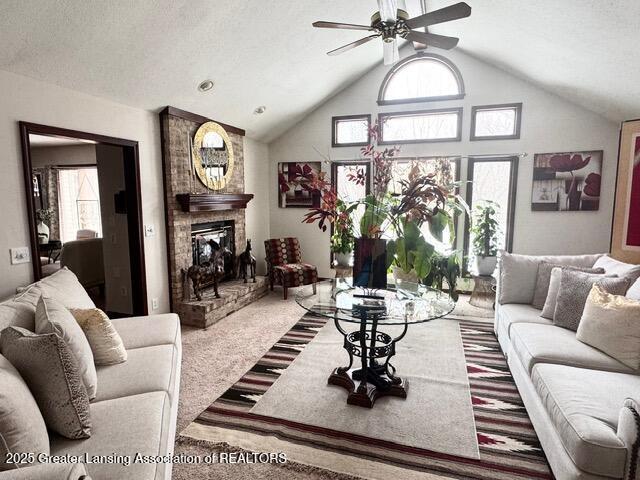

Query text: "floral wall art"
[277, 162, 322, 208]
[531, 150, 603, 211]
[611, 119, 640, 263]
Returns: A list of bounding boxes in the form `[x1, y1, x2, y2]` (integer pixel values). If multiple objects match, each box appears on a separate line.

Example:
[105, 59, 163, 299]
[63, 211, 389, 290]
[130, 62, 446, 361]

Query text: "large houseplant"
[471, 201, 500, 275]
[303, 122, 465, 291]
[330, 200, 355, 267]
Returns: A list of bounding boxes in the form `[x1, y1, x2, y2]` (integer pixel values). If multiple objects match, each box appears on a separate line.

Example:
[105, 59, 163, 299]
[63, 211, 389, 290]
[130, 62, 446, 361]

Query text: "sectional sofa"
[495, 253, 640, 480]
[0, 269, 181, 480]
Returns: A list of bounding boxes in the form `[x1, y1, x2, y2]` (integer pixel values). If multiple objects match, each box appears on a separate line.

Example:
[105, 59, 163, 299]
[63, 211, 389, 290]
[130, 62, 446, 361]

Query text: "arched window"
[378, 53, 465, 105]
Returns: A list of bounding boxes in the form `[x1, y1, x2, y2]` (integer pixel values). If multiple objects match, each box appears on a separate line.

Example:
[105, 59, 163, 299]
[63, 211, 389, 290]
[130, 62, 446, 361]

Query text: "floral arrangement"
[36, 208, 53, 225]
[302, 122, 466, 282]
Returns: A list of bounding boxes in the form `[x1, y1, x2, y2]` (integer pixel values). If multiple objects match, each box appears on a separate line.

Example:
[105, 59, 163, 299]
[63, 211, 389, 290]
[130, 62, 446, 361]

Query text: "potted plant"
[36, 208, 53, 244]
[331, 200, 355, 267]
[424, 251, 461, 301]
[471, 201, 500, 275]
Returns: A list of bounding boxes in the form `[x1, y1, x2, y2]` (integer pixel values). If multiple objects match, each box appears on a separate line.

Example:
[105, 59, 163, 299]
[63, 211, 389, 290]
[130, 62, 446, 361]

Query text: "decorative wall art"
[611, 119, 640, 264]
[277, 162, 322, 208]
[531, 150, 603, 211]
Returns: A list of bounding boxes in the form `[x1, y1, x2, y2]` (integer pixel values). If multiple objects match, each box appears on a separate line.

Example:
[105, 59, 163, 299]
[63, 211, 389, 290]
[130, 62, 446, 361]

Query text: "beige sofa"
[495, 253, 640, 480]
[0, 269, 181, 480]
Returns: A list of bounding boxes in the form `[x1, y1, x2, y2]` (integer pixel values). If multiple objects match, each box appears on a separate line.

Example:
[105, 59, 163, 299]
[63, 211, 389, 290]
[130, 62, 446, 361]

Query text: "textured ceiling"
[0, 1, 636, 143]
[427, 0, 640, 124]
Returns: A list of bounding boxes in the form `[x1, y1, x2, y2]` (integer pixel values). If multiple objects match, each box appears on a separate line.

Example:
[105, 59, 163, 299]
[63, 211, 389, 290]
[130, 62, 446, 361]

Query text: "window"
[332, 115, 371, 147]
[463, 157, 519, 273]
[378, 53, 464, 105]
[470, 103, 522, 141]
[57, 167, 102, 243]
[379, 108, 463, 144]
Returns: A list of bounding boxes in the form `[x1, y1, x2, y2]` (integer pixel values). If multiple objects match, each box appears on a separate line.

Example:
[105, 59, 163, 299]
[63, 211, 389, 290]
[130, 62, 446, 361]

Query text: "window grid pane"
[383, 58, 460, 101]
[335, 119, 368, 145]
[381, 111, 460, 142]
[474, 108, 517, 137]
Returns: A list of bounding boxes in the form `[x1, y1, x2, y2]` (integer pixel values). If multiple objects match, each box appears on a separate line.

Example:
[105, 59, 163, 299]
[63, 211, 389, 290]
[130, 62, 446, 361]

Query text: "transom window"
[332, 114, 371, 147]
[378, 53, 464, 105]
[471, 103, 522, 140]
[379, 108, 463, 144]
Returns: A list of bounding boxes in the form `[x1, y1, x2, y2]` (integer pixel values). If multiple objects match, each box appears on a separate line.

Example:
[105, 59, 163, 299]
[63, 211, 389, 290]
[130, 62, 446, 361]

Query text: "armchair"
[264, 237, 317, 300]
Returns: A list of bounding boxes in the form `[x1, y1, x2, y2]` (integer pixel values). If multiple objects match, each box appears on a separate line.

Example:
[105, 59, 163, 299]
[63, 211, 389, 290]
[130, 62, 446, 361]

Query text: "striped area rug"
[182, 310, 553, 480]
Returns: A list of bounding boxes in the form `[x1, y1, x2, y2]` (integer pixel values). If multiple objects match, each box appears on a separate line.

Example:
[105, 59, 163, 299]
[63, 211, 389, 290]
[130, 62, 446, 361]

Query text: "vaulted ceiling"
[0, 1, 637, 143]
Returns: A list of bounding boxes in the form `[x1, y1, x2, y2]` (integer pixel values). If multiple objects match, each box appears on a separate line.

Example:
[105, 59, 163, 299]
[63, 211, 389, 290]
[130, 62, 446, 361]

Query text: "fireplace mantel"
[176, 193, 254, 212]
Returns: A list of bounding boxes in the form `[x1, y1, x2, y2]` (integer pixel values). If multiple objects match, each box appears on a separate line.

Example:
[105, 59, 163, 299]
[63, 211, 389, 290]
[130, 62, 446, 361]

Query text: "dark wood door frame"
[19, 122, 148, 315]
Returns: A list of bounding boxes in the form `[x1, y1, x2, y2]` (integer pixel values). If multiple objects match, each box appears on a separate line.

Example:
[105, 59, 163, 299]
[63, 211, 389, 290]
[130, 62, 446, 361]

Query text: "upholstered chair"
[264, 238, 318, 300]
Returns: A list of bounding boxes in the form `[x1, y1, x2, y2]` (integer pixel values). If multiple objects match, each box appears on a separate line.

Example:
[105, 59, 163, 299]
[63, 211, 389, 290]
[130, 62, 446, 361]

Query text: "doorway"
[19, 122, 148, 317]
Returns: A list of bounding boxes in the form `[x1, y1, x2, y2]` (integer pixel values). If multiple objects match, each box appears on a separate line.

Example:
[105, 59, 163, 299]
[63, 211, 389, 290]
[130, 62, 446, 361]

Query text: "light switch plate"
[10, 247, 31, 265]
[144, 224, 155, 237]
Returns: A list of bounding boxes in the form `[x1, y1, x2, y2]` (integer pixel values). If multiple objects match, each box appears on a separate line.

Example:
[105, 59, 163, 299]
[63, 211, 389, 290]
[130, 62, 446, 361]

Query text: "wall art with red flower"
[531, 150, 603, 211]
[277, 162, 322, 208]
[612, 120, 640, 264]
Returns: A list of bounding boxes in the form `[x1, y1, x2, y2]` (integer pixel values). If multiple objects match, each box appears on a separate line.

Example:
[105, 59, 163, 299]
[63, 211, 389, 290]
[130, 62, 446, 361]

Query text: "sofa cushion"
[553, 270, 629, 331]
[0, 327, 92, 439]
[110, 314, 180, 350]
[593, 255, 640, 282]
[69, 308, 127, 366]
[532, 364, 639, 478]
[94, 344, 178, 403]
[36, 296, 97, 399]
[0, 354, 49, 471]
[15, 267, 95, 310]
[0, 300, 35, 332]
[496, 303, 551, 339]
[577, 285, 640, 370]
[498, 252, 602, 305]
[510, 323, 633, 374]
[50, 391, 170, 480]
[5, 463, 89, 480]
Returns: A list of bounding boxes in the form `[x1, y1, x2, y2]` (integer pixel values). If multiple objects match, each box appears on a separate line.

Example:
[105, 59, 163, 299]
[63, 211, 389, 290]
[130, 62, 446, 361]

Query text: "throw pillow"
[15, 267, 95, 310]
[553, 270, 630, 331]
[0, 327, 91, 439]
[628, 277, 640, 301]
[0, 300, 36, 332]
[593, 255, 640, 282]
[69, 308, 127, 365]
[35, 296, 97, 399]
[532, 262, 605, 309]
[577, 285, 640, 369]
[0, 354, 49, 471]
[498, 251, 602, 305]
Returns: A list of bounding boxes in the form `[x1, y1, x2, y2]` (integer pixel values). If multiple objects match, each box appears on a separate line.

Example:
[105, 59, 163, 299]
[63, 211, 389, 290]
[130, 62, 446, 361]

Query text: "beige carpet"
[173, 290, 493, 479]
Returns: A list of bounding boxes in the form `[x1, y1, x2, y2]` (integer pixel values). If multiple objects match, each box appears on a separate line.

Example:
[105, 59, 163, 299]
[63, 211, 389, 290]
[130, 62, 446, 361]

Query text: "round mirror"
[192, 121, 235, 190]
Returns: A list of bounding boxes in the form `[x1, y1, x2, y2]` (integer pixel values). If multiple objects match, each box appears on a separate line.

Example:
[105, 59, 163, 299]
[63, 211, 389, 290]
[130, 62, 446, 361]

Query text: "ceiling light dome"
[198, 80, 214, 92]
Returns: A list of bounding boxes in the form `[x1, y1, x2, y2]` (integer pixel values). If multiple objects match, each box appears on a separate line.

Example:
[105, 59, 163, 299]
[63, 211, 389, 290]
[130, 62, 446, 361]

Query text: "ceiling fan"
[313, 0, 471, 65]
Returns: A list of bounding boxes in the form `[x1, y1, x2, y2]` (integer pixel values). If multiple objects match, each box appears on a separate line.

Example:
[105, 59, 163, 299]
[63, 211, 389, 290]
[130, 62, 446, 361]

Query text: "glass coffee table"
[295, 278, 455, 408]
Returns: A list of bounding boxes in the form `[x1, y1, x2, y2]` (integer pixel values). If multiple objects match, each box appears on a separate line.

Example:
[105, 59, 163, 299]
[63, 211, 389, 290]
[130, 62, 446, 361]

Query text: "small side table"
[470, 275, 496, 309]
[334, 265, 353, 279]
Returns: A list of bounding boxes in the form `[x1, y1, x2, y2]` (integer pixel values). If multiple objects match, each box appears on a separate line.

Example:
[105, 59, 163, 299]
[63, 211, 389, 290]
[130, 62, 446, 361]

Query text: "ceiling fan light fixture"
[197, 79, 214, 92]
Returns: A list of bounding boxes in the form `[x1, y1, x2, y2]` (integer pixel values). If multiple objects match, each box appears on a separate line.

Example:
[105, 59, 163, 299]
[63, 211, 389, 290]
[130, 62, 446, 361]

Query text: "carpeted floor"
[173, 289, 495, 480]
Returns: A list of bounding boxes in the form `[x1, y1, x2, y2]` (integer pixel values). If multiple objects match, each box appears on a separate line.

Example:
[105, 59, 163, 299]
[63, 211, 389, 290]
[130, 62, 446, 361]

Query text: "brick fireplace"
[160, 107, 268, 327]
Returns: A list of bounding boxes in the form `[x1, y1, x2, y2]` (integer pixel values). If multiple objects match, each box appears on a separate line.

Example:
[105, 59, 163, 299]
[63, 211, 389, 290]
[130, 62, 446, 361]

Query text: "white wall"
[244, 137, 271, 275]
[268, 48, 620, 277]
[0, 69, 168, 312]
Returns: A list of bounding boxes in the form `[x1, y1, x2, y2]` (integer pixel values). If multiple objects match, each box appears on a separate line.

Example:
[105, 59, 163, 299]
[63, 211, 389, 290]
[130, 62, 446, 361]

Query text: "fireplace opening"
[191, 220, 235, 281]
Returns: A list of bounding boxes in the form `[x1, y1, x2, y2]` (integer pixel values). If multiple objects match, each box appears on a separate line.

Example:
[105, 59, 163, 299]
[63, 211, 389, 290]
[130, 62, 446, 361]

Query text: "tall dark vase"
[353, 237, 387, 289]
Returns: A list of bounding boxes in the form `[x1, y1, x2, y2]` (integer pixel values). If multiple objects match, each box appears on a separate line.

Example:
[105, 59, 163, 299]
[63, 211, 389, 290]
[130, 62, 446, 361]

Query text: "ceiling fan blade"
[404, 30, 459, 49]
[312, 21, 374, 31]
[383, 39, 400, 65]
[405, 2, 471, 29]
[377, 0, 398, 23]
[327, 35, 380, 56]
